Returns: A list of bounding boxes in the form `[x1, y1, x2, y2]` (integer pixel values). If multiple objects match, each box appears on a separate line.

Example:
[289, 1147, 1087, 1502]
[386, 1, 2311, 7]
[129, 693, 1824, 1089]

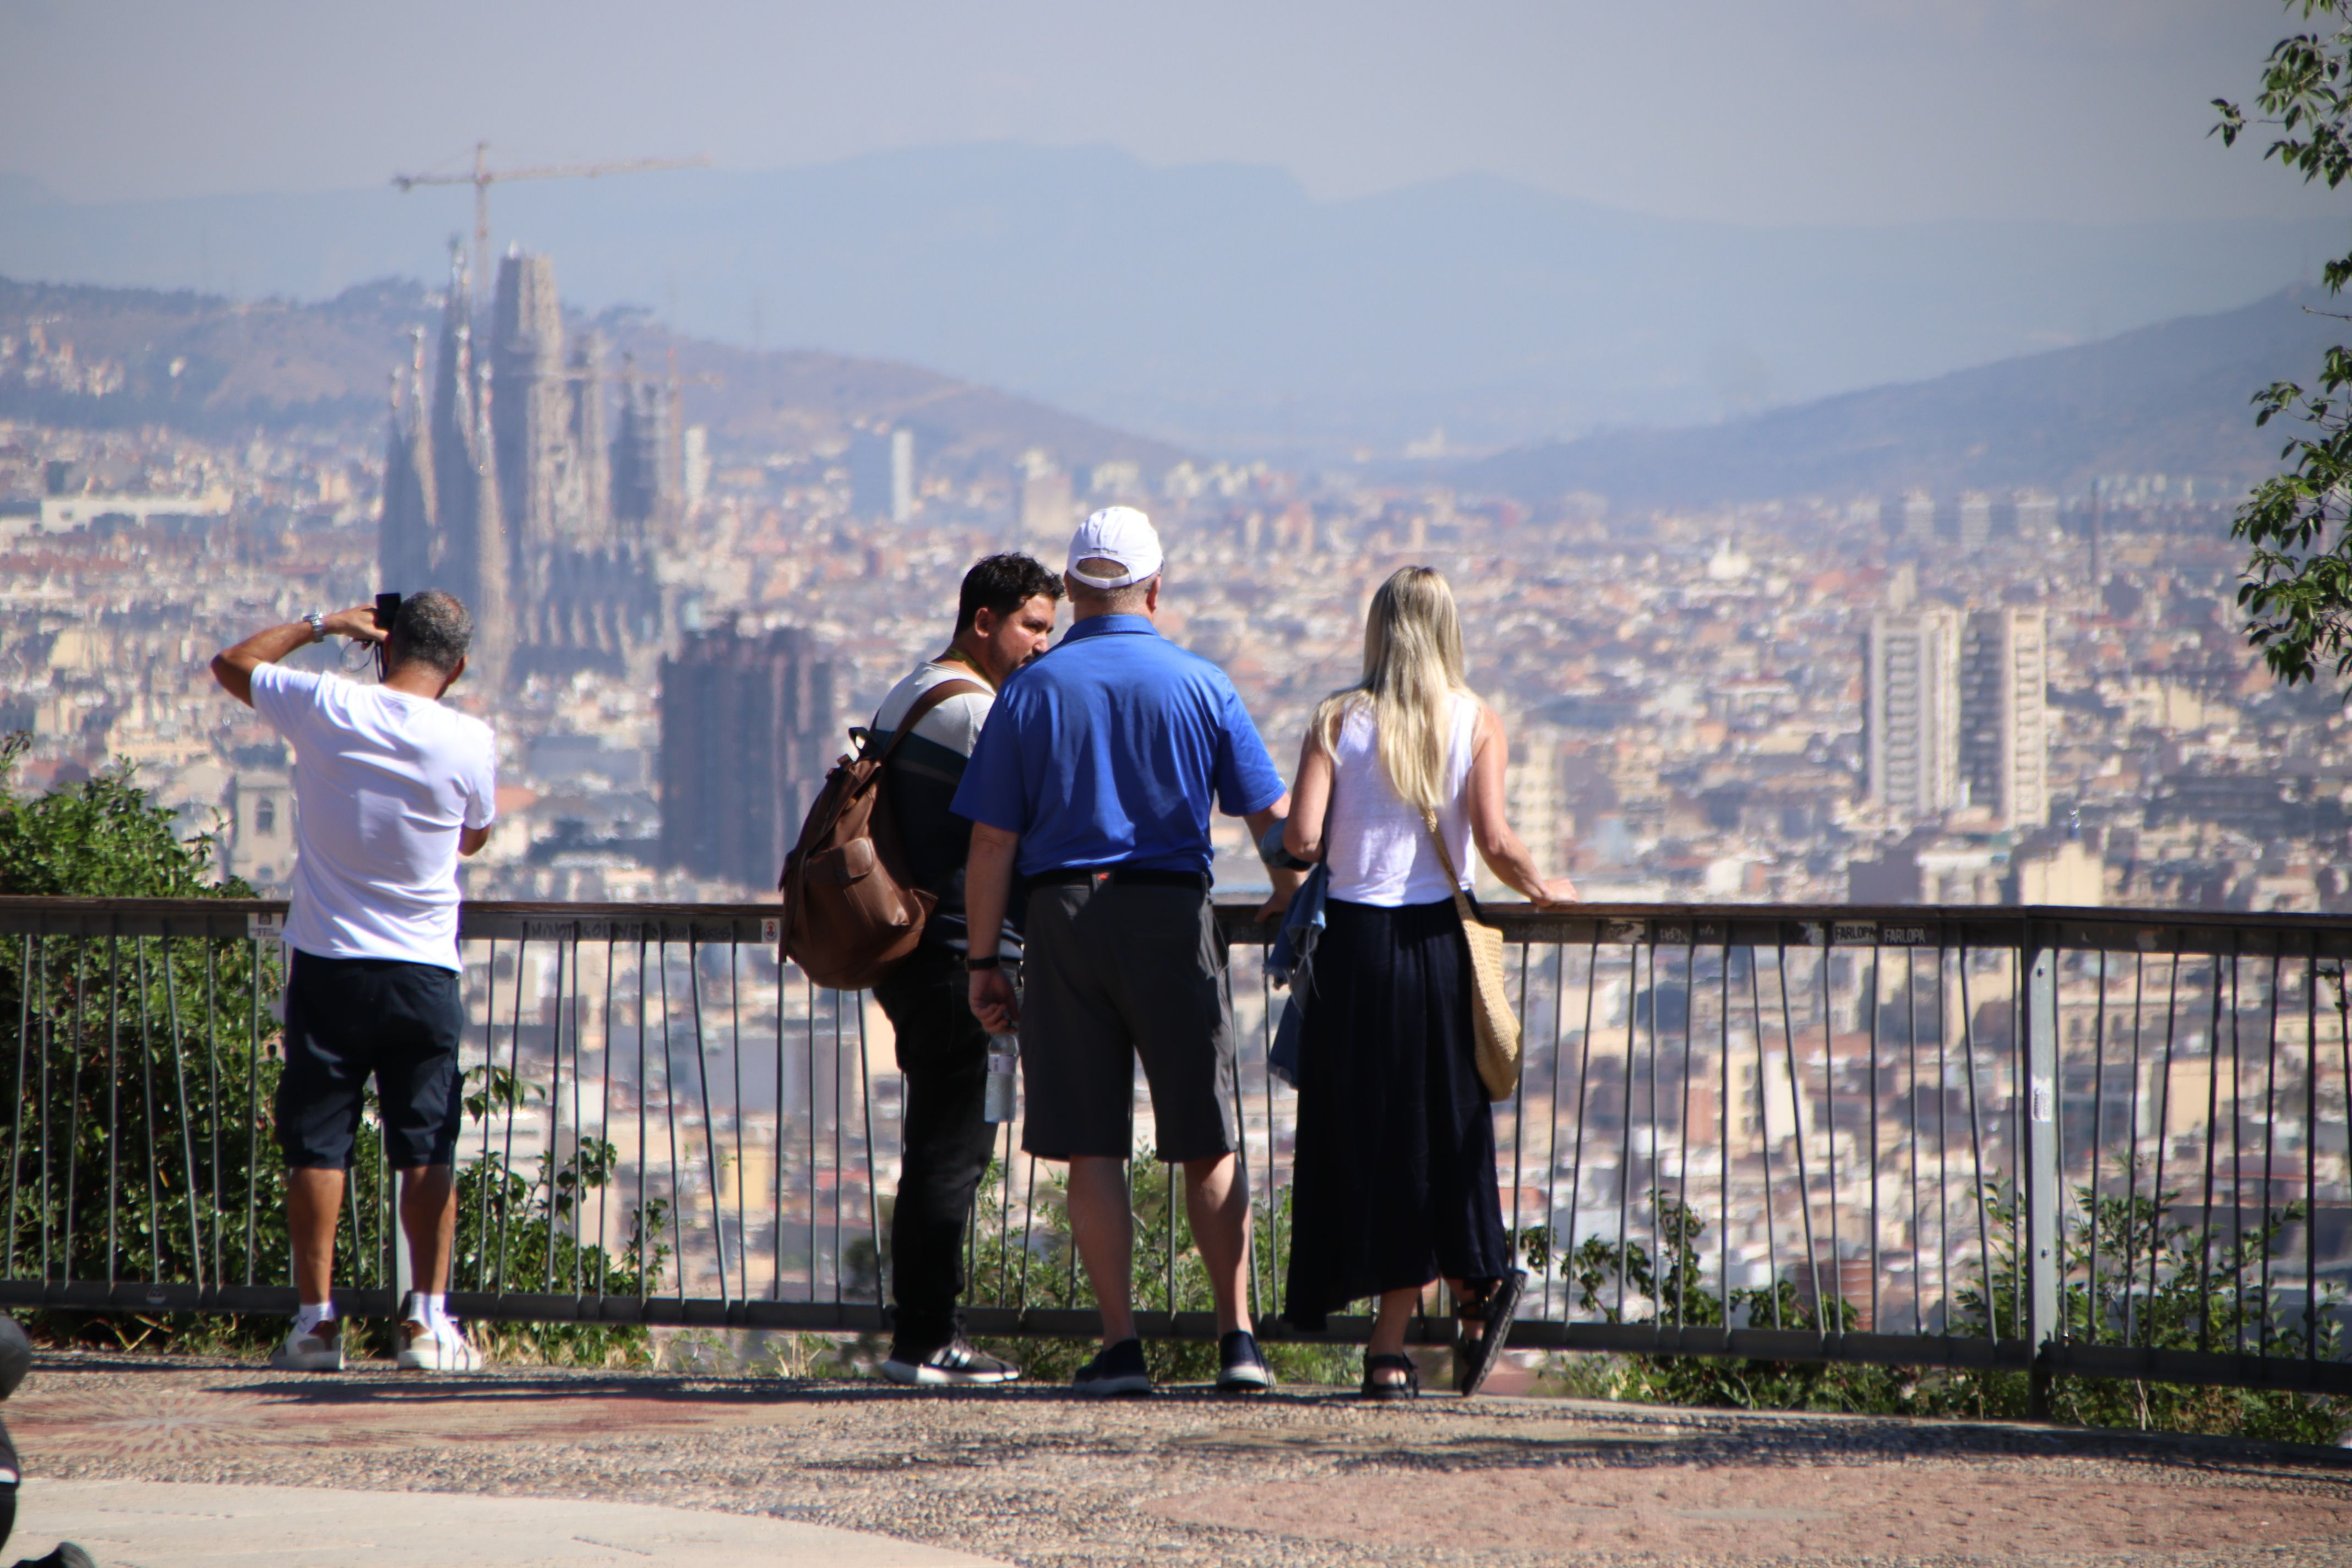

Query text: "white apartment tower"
[1864, 608, 1963, 820]
[1961, 606, 2049, 828]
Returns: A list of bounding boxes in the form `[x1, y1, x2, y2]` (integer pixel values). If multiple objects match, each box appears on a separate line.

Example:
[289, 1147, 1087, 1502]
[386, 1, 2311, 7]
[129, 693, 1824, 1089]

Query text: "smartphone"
[373, 592, 401, 679]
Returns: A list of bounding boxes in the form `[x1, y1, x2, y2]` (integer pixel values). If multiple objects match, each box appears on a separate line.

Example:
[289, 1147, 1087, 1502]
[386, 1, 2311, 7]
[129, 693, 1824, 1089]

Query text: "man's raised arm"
[211, 608, 385, 707]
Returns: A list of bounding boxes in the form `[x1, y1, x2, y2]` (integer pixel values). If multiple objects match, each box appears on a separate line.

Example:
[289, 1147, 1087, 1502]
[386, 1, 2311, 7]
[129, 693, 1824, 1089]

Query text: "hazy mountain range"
[0, 144, 2337, 458]
[0, 275, 1179, 475]
[1455, 286, 2337, 507]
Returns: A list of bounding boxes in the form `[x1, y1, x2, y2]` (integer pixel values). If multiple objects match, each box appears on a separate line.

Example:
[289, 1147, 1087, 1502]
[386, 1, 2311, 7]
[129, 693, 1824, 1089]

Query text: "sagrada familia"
[376, 248, 673, 688]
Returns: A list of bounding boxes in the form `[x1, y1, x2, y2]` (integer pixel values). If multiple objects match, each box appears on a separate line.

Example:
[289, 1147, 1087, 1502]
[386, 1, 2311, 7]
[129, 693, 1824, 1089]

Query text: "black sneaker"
[1216, 1329, 1273, 1394]
[879, 1332, 1021, 1387]
[1071, 1337, 1152, 1397]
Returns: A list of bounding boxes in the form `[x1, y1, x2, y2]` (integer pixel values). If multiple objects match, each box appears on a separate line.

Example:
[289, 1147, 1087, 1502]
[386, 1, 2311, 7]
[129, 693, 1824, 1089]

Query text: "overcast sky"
[0, 0, 2330, 225]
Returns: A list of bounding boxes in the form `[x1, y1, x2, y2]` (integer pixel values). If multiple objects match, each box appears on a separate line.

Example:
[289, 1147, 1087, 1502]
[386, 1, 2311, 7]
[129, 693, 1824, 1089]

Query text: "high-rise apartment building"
[1863, 608, 1963, 821]
[657, 627, 841, 884]
[1961, 607, 2049, 829]
[850, 428, 914, 522]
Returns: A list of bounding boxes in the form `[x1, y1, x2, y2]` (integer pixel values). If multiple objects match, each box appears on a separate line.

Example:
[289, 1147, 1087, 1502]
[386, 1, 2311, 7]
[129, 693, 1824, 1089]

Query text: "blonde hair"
[1312, 565, 1471, 811]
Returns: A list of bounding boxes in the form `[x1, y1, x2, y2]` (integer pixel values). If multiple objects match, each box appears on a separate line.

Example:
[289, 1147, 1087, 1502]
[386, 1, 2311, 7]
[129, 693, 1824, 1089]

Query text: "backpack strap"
[869, 677, 990, 766]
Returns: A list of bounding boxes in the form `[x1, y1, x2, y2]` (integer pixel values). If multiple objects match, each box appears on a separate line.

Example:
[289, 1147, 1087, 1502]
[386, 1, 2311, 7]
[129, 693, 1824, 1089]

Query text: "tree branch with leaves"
[2217, 3, 2352, 685]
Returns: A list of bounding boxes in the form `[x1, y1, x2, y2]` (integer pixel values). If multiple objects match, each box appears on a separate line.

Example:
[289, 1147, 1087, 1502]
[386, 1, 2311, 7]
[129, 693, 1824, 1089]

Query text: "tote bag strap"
[1419, 807, 1480, 924]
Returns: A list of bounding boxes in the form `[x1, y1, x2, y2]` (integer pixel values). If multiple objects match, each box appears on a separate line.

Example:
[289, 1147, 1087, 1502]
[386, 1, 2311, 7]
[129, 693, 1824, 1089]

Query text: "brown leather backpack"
[778, 678, 987, 990]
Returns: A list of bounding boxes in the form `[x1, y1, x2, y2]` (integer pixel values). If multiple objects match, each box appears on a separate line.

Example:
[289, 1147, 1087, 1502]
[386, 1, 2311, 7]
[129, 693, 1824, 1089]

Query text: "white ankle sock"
[412, 1292, 451, 1332]
[292, 1302, 335, 1337]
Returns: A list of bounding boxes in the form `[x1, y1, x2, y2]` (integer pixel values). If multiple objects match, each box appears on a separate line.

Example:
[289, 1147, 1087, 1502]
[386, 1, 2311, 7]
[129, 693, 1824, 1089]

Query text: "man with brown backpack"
[851, 553, 1061, 1384]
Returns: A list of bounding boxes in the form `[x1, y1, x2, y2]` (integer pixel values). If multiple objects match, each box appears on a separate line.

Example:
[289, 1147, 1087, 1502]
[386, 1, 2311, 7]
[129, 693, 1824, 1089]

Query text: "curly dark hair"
[954, 553, 1064, 634]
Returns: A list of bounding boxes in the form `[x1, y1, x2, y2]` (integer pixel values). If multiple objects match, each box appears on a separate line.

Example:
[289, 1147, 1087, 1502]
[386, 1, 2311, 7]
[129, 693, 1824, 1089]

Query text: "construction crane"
[391, 141, 710, 298]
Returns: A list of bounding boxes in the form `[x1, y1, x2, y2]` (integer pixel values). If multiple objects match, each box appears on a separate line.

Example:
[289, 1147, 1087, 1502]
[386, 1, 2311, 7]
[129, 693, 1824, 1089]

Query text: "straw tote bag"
[1420, 808, 1520, 1102]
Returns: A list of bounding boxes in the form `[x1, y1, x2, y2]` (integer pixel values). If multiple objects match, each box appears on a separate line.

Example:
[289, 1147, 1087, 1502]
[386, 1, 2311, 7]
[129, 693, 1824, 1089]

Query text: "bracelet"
[303, 612, 328, 643]
[964, 955, 1003, 972]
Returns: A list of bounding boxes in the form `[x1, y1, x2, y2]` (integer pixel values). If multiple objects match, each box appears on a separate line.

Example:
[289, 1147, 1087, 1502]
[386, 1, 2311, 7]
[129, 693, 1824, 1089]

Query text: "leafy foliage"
[2215, 3, 2352, 684]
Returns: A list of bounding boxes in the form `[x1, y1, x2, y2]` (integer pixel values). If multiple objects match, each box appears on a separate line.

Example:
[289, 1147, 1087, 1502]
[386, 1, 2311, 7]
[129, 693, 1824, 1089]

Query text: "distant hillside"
[0, 275, 1183, 472]
[1456, 288, 2341, 507]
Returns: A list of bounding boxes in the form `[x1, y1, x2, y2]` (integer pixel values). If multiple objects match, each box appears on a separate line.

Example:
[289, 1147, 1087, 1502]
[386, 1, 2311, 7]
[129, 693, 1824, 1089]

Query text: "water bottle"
[983, 1034, 1019, 1123]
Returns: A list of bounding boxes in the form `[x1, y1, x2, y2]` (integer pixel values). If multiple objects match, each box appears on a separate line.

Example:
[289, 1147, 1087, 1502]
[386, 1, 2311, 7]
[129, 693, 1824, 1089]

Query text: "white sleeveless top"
[1324, 692, 1480, 907]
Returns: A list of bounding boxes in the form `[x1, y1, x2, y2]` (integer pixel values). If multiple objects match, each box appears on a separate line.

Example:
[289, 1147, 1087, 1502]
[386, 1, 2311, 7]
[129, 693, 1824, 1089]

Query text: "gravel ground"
[13, 1354, 2352, 1567]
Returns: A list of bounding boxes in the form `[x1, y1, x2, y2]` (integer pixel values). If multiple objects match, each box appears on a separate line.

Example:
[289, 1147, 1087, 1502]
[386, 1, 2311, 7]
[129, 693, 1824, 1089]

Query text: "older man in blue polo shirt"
[954, 506, 1298, 1397]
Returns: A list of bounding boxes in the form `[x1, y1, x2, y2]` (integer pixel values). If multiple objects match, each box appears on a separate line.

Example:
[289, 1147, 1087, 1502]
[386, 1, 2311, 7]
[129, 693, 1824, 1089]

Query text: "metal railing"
[2, 896, 2349, 1398]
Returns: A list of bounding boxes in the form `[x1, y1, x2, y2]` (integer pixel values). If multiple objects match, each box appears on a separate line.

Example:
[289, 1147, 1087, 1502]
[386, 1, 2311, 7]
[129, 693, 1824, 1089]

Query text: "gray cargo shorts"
[1018, 874, 1240, 1164]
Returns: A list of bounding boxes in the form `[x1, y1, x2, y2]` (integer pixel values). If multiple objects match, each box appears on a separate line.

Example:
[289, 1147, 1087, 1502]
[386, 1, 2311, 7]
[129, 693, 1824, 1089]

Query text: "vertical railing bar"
[1957, 944, 1995, 1341]
[1820, 939, 1842, 1335]
[806, 973, 818, 1300]
[496, 935, 529, 1297]
[2122, 950, 2147, 1348]
[1164, 1150, 1178, 1325]
[598, 933, 618, 1298]
[61, 939, 87, 1286]
[31, 936, 50, 1283]
[1016, 1140, 1039, 1315]
[2010, 941, 2025, 1340]
[6, 933, 30, 1281]
[686, 940, 730, 1308]
[1716, 941, 1731, 1328]
[573, 933, 589, 1299]
[1934, 937, 1951, 1334]
[856, 990, 882, 1311]
[2333, 944, 2352, 1361]
[160, 931, 204, 1291]
[2305, 934, 2320, 1363]
[1672, 934, 1695, 1329]
[2228, 948, 2247, 1355]
[1746, 946, 1780, 1330]
[1560, 935, 1599, 1320]
[996, 1116, 1016, 1309]
[2087, 948, 2109, 1344]
[659, 937, 687, 1305]
[729, 942, 749, 1305]
[1511, 941, 1531, 1259]
[243, 933, 260, 1287]
[105, 932, 120, 1284]
[1644, 939, 1662, 1331]
[203, 940, 222, 1291]
[770, 948, 785, 1302]
[1257, 956, 1280, 1309]
[831, 986, 845, 1306]
[1865, 940, 1881, 1337]
[1613, 941, 1639, 1323]
[2258, 945, 2283, 1359]
[2146, 945, 2184, 1343]
[1777, 943, 1823, 1343]
[2197, 946, 2224, 1354]
[543, 939, 566, 1294]
[1545, 942, 1569, 1321]
[1905, 944, 1923, 1337]
[134, 937, 162, 1283]
[634, 936, 650, 1306]
[474, 937, 499, 1292]
[1219, 946, 1251, 1321]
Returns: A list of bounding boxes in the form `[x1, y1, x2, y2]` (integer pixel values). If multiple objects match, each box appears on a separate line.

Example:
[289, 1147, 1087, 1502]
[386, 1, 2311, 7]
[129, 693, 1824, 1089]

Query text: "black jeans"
[872, 943, 998, 1353]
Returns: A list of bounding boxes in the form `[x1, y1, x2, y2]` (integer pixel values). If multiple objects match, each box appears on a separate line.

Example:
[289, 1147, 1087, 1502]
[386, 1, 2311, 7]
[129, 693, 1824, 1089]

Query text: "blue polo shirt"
[951, 614, 1287, 879]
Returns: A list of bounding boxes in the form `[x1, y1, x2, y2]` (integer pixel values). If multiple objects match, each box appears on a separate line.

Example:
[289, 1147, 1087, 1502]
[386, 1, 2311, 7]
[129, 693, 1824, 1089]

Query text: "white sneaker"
[395, 1318, 482, 1372]
[269, 1320, 344, 1372]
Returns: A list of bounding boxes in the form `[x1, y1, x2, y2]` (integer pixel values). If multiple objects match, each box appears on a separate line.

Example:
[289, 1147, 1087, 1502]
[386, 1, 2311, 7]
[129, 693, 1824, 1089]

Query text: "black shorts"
[276, 949, 466, 1170]
[1019, 879, 1239, 1164]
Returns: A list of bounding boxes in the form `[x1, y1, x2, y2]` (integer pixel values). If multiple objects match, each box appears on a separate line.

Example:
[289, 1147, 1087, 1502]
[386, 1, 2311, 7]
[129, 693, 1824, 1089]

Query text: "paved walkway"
[8, 1354, 2352, 1566]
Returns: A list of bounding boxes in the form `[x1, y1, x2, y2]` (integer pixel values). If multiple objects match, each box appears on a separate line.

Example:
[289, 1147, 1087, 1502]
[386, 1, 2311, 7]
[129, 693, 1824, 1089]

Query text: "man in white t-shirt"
[211, 590, 496, 1374]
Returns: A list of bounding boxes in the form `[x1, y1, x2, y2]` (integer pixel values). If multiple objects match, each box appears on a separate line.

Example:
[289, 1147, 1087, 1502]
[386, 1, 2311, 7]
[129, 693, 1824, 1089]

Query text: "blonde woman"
[1277, 566, 1575, 1397]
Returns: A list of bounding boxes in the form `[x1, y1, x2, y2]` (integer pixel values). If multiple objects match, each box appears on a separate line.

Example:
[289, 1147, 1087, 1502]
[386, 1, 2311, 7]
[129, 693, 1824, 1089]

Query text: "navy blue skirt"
[1281, 896, 1510, 1331]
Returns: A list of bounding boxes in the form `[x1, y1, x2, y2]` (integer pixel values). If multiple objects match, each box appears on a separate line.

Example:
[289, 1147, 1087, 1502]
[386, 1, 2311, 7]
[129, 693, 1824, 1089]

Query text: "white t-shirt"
[1325, 692, 1480, 907]
[248, 663, 497, 970]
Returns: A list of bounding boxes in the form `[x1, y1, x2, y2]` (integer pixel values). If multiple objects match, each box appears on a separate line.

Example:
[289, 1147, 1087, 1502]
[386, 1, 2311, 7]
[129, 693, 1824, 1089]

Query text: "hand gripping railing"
[1, 896, 2348, 1401]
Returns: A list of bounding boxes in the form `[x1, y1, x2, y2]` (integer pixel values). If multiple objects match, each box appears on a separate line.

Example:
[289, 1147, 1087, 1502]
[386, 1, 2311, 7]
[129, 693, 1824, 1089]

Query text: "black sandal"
[1359, 1352, 1420, 1400]
[1453, 1268, 1527, 1396]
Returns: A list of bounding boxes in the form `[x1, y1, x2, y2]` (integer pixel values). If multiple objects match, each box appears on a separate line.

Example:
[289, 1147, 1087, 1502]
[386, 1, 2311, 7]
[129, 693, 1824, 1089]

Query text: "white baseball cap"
[1066, 505, 1164, 590]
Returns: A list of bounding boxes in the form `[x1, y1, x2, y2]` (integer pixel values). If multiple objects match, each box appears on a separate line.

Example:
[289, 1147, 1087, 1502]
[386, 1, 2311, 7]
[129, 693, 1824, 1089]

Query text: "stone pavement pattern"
[26, 1480, 1003, 1568]
[10, 1355, 2352, 1567]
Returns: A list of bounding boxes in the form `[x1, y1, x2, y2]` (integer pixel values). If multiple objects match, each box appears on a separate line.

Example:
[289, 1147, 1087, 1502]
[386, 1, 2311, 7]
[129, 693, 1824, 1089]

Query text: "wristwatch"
[303, 612, 328, 643]
[964, 954, 1003, 972]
